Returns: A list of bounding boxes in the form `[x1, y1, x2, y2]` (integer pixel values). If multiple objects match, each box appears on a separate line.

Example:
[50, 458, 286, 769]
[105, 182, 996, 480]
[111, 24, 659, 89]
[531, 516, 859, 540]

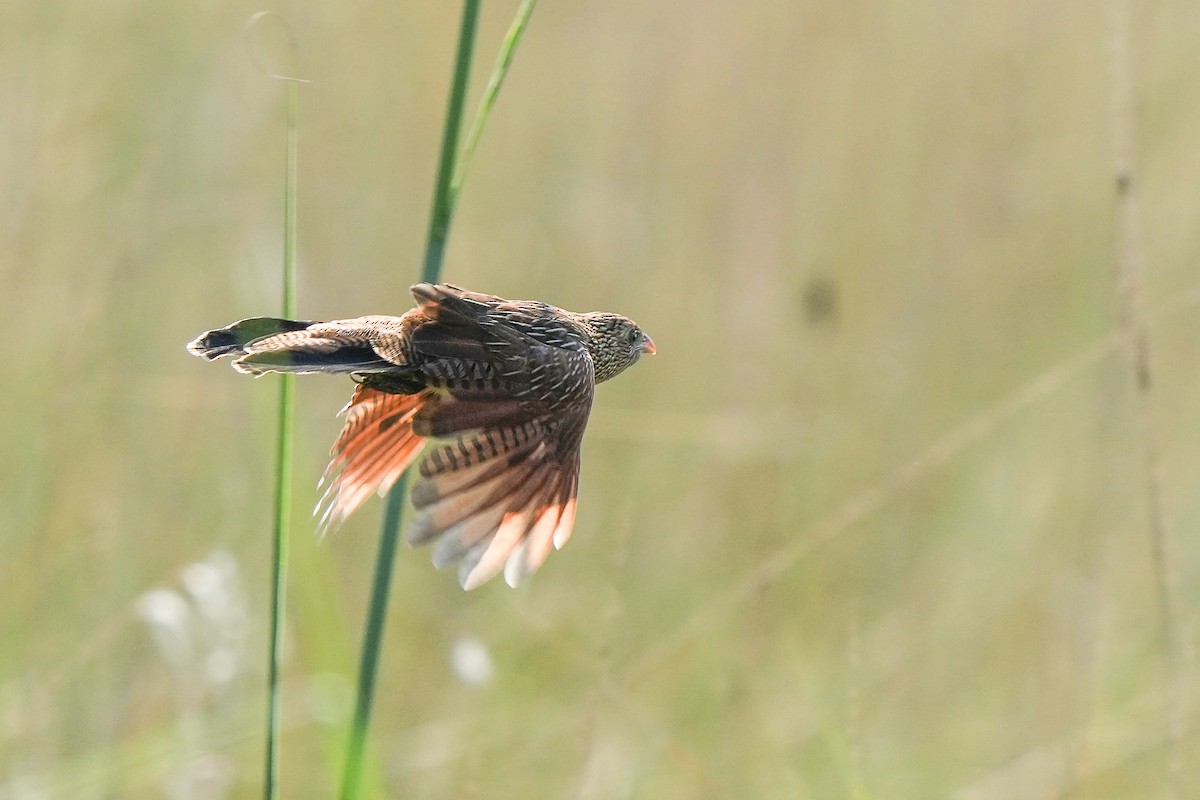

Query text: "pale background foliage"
[3, 1, 1200, 798]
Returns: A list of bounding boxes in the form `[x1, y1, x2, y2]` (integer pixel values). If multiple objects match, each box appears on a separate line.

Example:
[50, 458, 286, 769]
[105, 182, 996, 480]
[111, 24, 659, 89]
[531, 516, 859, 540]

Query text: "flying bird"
[187, 283, 655, 589]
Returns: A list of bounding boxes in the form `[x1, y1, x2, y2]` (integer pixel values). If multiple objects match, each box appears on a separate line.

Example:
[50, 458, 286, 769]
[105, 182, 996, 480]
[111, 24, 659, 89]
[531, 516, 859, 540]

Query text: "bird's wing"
[315, 384, 430, 534]
[404, 283, 595, 589]
[411, 283, 583, 365]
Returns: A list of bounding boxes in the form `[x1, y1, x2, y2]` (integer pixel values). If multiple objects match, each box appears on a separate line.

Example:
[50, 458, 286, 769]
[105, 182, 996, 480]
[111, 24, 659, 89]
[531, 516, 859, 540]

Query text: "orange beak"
[640, 335, 656, 356]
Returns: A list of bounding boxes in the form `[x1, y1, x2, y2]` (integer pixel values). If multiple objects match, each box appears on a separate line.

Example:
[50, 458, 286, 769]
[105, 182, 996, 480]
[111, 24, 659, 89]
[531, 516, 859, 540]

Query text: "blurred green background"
[4, 1, 1200, 797]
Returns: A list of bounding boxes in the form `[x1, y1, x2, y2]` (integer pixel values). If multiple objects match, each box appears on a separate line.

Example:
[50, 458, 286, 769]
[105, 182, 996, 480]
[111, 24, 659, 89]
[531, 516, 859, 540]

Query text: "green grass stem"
[420, 0, 481, 283]
[243, 13, 310, 794]
[338, 472, 408, 800]
[450, 0, 538, 209]
[264, 48, 301, 800]
[340, 4, 480, 797]
[340, 0, 539, 795]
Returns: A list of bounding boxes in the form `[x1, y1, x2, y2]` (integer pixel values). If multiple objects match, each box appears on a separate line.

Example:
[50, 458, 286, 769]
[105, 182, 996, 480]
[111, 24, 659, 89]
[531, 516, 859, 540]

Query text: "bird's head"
[576, 312, 656, 383]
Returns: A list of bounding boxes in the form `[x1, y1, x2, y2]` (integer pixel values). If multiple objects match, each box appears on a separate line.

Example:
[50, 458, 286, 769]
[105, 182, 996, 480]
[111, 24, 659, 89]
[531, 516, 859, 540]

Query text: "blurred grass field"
[4, 1, 1200, 797]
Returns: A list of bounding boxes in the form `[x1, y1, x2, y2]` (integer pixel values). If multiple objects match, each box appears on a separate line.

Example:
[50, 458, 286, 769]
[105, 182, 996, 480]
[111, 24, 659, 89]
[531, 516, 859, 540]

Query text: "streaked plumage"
[187, 283, 654, 589]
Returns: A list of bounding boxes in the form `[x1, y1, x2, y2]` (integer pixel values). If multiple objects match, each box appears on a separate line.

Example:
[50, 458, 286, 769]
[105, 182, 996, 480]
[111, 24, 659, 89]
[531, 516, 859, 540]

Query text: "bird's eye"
[627, 327, 641, 344]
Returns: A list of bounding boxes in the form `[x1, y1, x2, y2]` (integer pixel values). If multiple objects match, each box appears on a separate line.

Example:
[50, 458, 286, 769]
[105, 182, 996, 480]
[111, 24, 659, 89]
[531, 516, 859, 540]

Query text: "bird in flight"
[187, 283, 655, 589]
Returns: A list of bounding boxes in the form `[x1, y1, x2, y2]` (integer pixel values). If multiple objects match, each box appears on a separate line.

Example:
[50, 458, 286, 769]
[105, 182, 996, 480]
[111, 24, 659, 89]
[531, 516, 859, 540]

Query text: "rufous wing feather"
[316, 386, 429, 534]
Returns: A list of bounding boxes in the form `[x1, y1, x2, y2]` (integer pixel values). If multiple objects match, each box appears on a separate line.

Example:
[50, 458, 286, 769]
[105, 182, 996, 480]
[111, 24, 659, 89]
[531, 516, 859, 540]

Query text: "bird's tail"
[187, 317, 316, 360]
[187, 317, 401, 376]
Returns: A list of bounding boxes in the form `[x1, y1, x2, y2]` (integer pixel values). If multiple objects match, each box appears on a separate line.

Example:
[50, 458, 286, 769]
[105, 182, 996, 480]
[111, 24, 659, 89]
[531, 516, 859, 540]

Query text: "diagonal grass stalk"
[450, 0, 538, 209]
[340, 1, 539, 796]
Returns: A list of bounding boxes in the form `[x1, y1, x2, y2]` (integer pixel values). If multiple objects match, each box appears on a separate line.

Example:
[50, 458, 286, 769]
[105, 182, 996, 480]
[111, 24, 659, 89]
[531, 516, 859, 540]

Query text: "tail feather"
[233, 343, 395, 376]
[190, 316, 412, 376]
[186, 317, 316, 360]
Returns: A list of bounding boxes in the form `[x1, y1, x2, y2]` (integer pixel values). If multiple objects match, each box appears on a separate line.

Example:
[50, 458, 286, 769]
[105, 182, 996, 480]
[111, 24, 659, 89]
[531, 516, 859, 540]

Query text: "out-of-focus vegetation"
[3, 1, 1200, 798]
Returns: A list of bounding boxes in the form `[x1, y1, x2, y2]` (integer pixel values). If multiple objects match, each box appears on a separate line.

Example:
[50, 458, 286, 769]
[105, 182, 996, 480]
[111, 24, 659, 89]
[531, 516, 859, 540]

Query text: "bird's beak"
[640, 335, 657, 356]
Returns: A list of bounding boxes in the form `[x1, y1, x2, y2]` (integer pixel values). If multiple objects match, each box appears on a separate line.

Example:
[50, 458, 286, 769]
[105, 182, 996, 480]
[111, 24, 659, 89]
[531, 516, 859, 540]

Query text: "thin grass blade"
[264, 76, 299, 800]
